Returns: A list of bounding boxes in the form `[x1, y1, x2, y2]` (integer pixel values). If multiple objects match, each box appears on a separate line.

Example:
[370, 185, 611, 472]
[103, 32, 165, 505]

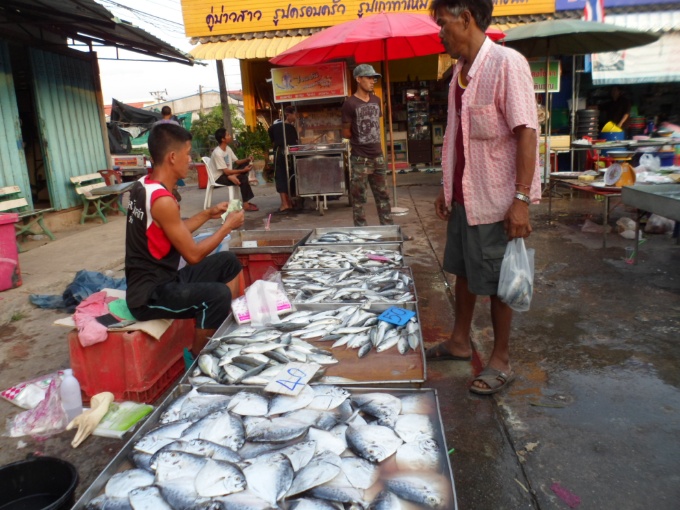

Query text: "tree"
[190, 104, 244, 155]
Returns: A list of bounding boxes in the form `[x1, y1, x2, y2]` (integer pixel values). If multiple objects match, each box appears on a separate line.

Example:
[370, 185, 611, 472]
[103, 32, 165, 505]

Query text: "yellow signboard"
[181, 0, 555, 38]
[271, 63, 348, 102]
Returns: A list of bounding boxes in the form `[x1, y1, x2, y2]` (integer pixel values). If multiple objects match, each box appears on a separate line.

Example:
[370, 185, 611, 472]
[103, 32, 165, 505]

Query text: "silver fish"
[156, 476, 211, 510]
[181, 408, 245, 450]
[383, 472, 450, 509]
[274, 440, 317, 471]
[198, 354, 220, 380]
[228, 392, 270, 416]
[353, 393, 402, 427]
[154, 450, 206, 483]
[340, 456, 380, 490]
[246, 417, 310, 443]
[268, 385, 316, 416]
[243, 453, 294, 505]
[309, 471, 366, 505]
[395, 438, 441, 472]
[284, 409, 338, 431]
[128, 486, 173, 510]
[155, 439, 241, 464]
[346, 424, 403, 463]
[286, 450, 342, 497]
[134, 420, 193, 454]
[394, 414, 435, 443]
[213, 490, 275, 509]
[307, 427, 347, 456]
[194, 458, 247, 498]
[289, 498, 342, 510]
[368, 491, 404, 510]
[159, 391, 191, 424]
[179, 393, 231, 422]
[85, 495, 131, 510]
[307, 385, 350, 411]
[105, 469, 154, 499]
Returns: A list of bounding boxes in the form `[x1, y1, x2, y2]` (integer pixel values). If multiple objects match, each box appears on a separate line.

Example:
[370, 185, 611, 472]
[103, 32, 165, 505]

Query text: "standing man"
[426, 0, 540, 395]
[156, 106, 180, 126]
[211, 128, 259, 211]
[268, 106, 299, 213]
[604, 85, 631, 129]
[125, 123, 245, 356]
[342, 64, 394, 227]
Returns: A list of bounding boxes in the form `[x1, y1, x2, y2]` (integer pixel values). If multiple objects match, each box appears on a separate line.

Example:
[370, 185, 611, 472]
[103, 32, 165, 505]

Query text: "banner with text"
[529, 60, 561, 93]
[271, 63, 348, 102]
[181, 0, 555, 38]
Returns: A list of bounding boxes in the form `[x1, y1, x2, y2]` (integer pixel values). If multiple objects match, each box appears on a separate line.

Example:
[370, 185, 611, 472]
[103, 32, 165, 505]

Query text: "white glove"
[66, 392, 114, 448]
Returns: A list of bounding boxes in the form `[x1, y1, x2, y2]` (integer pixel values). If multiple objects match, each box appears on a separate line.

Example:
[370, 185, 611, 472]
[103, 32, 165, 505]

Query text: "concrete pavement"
[1, 171, 679, 509]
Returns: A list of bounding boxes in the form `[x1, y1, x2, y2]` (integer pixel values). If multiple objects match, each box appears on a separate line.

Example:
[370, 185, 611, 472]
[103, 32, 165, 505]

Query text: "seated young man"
[210, 128, 259, 211]
[125, 123, 245, 355]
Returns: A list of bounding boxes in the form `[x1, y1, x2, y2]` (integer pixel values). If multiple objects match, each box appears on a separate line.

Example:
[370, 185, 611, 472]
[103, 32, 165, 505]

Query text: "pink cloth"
[73, 291, 115, 347]
[441, 37, 541, 226]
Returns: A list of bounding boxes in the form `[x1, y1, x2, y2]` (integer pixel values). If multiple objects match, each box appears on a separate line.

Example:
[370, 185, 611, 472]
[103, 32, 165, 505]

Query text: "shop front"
[183, 0, 556, 167]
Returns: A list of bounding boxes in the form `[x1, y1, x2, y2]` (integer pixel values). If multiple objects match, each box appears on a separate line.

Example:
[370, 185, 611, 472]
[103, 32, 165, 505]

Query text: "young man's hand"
[223, 210, 245, 231]
[207, 202, 228, 219]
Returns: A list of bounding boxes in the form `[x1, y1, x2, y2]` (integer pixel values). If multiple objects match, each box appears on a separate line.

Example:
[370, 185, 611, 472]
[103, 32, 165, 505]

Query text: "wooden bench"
[70, 173, 126, 224]
[0, 185, 55, 247]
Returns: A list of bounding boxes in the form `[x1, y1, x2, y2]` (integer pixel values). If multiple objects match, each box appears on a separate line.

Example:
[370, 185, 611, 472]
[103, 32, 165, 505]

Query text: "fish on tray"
[286, 247, 403, 270]
[86, 388, 452, 510]
[282, 268, 414, 304]
[189, 306, 422, 386]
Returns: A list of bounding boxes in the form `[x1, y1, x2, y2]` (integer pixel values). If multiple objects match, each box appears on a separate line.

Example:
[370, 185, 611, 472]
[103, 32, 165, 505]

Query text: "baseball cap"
[353, 64, 381, 79]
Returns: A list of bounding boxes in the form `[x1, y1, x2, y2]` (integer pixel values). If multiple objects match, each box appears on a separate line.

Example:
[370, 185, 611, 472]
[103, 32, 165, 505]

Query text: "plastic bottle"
[60, 369, 83, 422]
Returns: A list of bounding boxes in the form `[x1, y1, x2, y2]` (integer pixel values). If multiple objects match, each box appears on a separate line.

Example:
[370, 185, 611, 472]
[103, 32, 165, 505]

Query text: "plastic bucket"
[0, 457, 78, 510]
[658, 152, 674, 167]
[194, 163, 208, 190]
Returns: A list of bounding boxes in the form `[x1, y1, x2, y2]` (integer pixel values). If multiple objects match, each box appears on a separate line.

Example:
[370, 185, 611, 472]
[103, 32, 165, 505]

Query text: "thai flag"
[584, 0, 605, 23]
[584, 0, 605, 71]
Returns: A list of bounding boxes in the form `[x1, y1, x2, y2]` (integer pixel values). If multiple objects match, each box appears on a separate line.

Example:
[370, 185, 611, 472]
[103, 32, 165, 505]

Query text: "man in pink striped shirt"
[427, 0, 540, 395]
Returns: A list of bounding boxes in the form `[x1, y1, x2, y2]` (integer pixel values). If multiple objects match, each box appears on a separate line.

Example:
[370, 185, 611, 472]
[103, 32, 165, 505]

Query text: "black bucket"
[0, 457, 78, 510]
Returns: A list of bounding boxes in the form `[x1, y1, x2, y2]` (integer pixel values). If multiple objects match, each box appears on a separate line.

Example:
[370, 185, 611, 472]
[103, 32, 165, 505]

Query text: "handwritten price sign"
[265, 362, 321, 396]
[378, 306, 416, 327]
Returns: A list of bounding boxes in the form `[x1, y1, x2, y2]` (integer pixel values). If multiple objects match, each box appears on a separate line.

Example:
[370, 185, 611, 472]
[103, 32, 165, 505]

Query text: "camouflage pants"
[350, 155, 393, 227]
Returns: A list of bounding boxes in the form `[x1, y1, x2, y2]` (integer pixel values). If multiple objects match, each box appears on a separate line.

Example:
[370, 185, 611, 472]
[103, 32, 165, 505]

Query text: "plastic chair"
[202, 157, 240, 209]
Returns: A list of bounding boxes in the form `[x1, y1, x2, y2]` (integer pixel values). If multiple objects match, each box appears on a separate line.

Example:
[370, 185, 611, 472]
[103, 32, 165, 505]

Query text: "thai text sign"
[529, 60, 561, 93]
[271, 63, 348, 102]
[181, 0, 554, 38]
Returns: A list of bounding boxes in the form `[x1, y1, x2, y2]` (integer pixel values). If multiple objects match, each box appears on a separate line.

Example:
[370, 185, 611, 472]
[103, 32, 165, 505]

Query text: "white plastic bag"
[5, 379, 69, 439]
[497, 238, 535, 312]
[244, 269, 289, 327]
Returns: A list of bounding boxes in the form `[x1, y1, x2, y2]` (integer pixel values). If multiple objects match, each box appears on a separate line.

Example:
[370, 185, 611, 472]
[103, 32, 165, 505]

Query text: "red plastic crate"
[68, 319, 193, 403]
[236, 253, 291, 287]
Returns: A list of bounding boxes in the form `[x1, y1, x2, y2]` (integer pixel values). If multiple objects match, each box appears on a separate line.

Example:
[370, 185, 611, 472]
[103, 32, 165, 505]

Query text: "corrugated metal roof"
[0, 0, 194, 65]
[604, 11, 680, 32]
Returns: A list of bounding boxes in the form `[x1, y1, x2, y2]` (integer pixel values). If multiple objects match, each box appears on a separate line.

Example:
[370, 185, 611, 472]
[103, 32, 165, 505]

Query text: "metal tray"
[228, 229, 312, 254]
[182, 301, 426, 387]
[73, 384, 457, 510]
[281, 267, 417, 306]
[622, 184, 680, 221]
[306, 226, 404, 245]
[282, 243, 404, 270]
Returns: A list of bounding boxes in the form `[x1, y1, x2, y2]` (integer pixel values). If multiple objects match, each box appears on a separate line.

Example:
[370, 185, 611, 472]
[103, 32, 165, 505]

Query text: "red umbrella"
[270, 13, 504, 210]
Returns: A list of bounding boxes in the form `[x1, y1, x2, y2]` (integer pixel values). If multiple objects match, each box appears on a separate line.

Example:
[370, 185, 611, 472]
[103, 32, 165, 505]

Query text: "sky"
[91, 0, 242, 104]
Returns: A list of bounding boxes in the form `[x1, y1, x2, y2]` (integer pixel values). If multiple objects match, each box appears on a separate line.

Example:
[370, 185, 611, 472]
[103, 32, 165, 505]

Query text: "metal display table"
[622, 184, 680, 263]
[287, 142, 350, 215]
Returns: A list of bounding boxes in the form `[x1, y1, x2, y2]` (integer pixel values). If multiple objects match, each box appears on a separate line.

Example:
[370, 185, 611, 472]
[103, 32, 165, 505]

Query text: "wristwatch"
[514, 192, 531, 205]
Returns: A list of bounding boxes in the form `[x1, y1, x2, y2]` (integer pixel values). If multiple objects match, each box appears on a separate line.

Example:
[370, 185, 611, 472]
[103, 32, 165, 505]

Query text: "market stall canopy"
[270, 13, 505, 66]
[0, 0, 195, 65]
[190, 35, 310, 60]
[502, 19, 660, 57]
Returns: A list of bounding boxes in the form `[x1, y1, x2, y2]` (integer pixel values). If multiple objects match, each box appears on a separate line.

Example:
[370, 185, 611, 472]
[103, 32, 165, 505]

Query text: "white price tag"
[242, 240, 258, 248]
[264, 362, 321, 396]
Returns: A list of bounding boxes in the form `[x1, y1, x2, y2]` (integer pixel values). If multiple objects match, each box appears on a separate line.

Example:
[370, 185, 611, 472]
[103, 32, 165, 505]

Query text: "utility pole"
[149, 89, 167, 103]
[199, 84, 204, 114]
[216, 60, 233, 136]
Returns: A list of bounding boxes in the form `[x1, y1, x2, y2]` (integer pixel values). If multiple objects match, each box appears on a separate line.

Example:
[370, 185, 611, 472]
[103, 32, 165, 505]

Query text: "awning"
[0, 0, 195, 65]
[190, 36, 310, 61]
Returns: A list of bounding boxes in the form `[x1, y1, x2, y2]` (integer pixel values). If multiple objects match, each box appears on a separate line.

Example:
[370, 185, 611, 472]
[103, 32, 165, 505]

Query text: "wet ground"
[1, 172, 679, 509]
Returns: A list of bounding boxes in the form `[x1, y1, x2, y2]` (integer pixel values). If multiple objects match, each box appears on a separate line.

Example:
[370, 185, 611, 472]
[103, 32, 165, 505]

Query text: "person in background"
[268, 105, 299, 213]
[605, 86, 631, 129]
[156, 106, 180, 126]
[210, 128, 259, 211]
[341, 64, 394, 227]
[426, 0, 540, 395]
[125, 123, 245, 356]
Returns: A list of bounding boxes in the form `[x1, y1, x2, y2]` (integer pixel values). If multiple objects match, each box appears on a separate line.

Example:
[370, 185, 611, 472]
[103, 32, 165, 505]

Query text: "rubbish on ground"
[67, 392, 114, 447]
[92, 401, 154, 439]
[644, 214, 675, 234]
[550, 482, 581, 508]
[5, 379, 69, 439]
[581, 219, 611, 234]
[1, 371, 64, 409]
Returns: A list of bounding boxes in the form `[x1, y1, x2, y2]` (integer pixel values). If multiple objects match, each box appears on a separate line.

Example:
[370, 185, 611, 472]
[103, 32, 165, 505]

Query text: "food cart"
[271, 63, 351, 215]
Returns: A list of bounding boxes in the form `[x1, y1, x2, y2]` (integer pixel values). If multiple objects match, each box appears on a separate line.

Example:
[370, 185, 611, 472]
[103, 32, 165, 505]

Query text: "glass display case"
[405, 88, 431, 164]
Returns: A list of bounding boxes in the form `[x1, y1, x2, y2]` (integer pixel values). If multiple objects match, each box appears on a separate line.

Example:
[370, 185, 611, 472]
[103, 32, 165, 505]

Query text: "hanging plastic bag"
[497, 238, 535, 312]
[5, 379, 69, 439]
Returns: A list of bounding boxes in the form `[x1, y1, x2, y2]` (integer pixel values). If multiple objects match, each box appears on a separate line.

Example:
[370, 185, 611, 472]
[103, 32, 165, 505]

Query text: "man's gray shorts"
[443, 203, 508, 296]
